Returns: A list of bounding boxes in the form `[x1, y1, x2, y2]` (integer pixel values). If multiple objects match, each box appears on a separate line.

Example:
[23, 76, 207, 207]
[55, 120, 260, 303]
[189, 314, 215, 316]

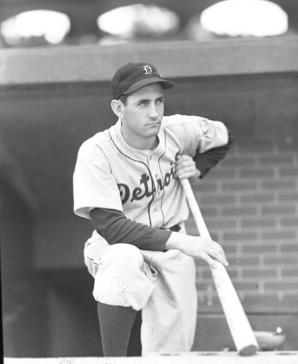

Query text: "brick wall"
[186, 140, 298, 315]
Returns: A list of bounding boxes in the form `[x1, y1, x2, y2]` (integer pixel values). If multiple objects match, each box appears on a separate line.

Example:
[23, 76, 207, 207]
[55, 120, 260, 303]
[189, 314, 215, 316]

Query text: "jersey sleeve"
[194, 129, 234, 178]
[73, 139, 123, 219]
[165, 114, 229, 157]
[164, 114, 232, 178]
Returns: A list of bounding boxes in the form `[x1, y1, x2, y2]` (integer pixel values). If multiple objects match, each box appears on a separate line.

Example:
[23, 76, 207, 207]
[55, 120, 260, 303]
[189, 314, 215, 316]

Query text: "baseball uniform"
[73, 114, 230, 355]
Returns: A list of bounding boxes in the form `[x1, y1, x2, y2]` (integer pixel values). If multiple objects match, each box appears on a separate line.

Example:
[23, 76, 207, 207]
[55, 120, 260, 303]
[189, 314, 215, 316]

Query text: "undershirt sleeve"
[194, 129, 234, 178]
[90, 208, 172, 251]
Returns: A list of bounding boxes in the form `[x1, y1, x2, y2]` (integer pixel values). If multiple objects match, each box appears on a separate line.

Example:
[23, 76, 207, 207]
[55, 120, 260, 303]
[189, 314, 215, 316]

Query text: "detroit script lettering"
[118, 163, 176, 204]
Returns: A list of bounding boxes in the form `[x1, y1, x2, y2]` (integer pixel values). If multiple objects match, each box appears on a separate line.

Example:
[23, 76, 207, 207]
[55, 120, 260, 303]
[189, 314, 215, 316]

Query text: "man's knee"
[102, 244, 144, 270]
[93, 244, 154, 310]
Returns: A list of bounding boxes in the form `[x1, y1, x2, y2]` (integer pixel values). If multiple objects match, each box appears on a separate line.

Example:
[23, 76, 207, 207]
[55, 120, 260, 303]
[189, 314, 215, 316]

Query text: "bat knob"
[239, 344, 258, 356]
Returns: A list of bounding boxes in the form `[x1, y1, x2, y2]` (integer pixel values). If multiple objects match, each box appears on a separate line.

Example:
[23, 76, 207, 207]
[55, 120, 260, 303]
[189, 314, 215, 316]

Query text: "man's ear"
[111, 99, 124, 118]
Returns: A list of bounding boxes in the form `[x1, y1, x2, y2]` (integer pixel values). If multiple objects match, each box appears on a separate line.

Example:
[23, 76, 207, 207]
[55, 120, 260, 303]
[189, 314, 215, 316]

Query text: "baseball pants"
[84, 225, 198, 356]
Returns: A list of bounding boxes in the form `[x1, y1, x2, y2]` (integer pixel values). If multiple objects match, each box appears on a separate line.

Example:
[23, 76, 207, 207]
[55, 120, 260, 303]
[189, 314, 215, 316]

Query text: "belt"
[170, 224, 181, 232]
[161, 224, 181, 232]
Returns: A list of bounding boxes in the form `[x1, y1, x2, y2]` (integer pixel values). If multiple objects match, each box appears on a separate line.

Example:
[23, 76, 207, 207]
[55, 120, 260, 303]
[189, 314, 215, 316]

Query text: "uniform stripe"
[109, 130, 155, 227]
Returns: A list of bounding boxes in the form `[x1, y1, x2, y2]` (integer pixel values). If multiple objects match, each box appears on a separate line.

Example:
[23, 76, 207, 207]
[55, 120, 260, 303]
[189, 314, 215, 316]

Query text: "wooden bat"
[180, 178, 259, 356]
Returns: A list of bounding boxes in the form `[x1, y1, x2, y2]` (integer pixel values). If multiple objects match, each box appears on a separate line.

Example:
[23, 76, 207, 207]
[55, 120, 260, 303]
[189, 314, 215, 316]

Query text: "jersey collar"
[109, 119, 166, 162]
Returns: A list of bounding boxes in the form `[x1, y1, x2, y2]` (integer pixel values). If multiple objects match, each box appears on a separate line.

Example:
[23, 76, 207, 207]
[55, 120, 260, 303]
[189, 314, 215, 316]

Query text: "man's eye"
[156, 99, 164, 104]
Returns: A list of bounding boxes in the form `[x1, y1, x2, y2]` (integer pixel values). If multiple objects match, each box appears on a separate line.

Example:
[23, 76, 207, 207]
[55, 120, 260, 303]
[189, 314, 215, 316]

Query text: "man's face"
[120, 83, 165, 148]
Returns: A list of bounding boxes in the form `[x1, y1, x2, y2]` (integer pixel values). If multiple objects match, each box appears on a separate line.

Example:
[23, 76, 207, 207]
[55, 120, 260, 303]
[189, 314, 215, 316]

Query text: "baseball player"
[73, 62, 233, 357]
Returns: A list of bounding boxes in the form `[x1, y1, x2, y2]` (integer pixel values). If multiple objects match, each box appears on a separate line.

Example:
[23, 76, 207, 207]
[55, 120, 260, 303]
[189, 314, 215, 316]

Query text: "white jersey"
[73, 114, 228, 229]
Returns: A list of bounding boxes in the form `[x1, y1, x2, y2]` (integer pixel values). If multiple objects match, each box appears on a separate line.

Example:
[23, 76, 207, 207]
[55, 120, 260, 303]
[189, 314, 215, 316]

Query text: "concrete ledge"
[1, 37, 298, 86]
[4, 352, 298, 364]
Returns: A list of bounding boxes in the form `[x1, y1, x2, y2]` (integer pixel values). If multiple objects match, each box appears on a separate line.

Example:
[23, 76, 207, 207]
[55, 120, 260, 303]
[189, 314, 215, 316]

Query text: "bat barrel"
[211, 262, 258, 355]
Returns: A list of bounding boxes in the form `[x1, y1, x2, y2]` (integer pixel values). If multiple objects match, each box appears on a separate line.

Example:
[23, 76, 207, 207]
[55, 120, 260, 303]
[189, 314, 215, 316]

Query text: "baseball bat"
[180, 178, 259, 356]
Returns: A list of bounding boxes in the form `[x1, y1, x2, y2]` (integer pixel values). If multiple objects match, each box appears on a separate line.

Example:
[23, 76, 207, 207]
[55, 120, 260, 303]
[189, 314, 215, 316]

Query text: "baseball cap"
[111, 62, 176, 99]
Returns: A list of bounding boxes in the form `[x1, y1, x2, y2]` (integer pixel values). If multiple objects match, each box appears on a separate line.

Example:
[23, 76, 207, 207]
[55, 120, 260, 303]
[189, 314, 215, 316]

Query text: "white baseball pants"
[84, 225, 197, 356]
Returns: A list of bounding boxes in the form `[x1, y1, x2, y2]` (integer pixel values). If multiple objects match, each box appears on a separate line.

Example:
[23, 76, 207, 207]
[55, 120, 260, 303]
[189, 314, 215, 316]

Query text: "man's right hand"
[165, 232, 229, 269]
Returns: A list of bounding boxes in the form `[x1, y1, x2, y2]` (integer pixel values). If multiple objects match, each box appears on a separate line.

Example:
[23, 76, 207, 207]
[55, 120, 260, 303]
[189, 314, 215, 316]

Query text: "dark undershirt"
[90, 208, 171, 251]
[90, 131, 234, 250]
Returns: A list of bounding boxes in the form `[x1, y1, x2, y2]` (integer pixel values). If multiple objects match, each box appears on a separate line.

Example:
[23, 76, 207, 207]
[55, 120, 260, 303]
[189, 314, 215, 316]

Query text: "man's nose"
[149, 104, 159, 118]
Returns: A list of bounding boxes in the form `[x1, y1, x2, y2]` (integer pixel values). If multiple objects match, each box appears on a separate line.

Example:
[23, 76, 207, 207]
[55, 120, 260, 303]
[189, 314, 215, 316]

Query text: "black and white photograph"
[1, 1, 298, 363]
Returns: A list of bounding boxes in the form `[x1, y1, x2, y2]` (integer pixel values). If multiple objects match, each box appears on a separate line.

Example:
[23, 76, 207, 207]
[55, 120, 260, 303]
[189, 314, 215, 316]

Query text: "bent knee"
[103, 244, 144, 268]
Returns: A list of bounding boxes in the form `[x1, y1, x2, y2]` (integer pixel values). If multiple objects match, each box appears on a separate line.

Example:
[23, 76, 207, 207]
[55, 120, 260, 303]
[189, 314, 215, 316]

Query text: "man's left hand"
[175, 155, 201, 182]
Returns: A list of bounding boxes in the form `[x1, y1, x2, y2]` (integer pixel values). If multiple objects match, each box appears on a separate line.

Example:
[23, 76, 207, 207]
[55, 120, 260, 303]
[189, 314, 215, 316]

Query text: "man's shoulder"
[163, 114, 203, 128]
[162, 114, 198, 135]
[77, 129, 112, 160]
[162, 114, 184, 126]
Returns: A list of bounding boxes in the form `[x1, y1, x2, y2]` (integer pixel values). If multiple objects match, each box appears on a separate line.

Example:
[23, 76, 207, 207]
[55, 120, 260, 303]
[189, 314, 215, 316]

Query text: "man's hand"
[166, 232, 229, 269]
[175, 155, 201, 182]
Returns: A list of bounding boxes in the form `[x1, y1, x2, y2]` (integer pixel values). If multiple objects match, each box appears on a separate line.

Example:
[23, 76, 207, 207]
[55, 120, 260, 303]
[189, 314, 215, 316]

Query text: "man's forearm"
[90, 207, 171, 251]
